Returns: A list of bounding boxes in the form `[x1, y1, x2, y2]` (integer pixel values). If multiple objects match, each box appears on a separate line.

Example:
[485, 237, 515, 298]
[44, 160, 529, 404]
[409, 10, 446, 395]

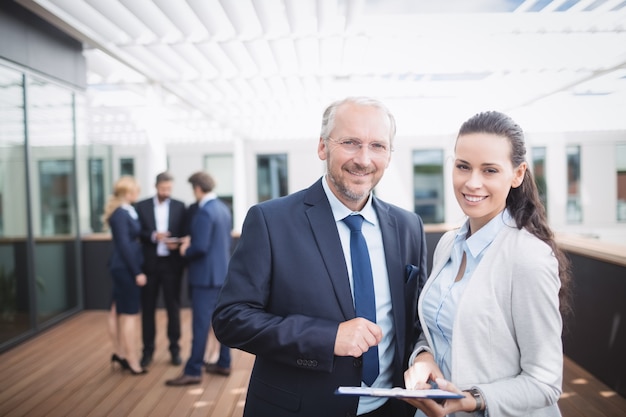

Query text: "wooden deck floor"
[0, 310, 624, 417]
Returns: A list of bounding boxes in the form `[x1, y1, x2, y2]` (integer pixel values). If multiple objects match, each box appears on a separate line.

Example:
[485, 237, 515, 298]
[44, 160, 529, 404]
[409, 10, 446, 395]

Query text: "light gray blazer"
[415, 222, 563, 417]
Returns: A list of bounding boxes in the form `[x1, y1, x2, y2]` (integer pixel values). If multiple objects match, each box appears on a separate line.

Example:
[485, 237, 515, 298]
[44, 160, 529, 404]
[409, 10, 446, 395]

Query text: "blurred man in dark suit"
[136, 172, 187, 367]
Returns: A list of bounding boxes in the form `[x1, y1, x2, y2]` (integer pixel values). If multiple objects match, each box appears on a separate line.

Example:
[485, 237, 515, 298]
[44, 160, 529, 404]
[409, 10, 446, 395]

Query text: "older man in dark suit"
[136, 172, 187, 367]
[213, 97, 428, 417]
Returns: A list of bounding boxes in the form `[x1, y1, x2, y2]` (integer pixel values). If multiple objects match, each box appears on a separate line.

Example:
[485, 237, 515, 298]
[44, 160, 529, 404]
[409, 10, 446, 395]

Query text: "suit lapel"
[144, 199, 157, 231]
[304, 181, 355, 321]
[374, 199, 407, 359]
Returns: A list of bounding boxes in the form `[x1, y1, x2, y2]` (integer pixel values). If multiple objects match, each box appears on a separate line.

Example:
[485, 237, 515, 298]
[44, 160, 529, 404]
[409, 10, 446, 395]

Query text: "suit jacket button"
[296, 359, 303, 366]
[311, 360, 318, 367]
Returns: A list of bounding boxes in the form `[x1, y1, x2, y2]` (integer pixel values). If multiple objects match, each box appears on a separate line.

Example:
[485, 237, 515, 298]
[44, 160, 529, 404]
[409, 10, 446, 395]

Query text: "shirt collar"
[153, 195, 170, 206]
[455, 209, 513, 258]
[199, 192, 217, 207]
[321, 175, 377, 226]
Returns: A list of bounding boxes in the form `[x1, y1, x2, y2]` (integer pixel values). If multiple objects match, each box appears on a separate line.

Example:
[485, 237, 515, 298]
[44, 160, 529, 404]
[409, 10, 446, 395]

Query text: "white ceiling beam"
[251, 0, 291, 37]
[152, 0, 209, 42]
[270, 38, 299, 75]
[316, 0, 342, 35]
[591, 0, 626, 12]
[170, 43, 219, 79]
[565, 0, 598, 12]
[344, 0, 365, 32]
[284, 0, 317, 36]
[119, 45, 180, 80]
[186, 0, 236, 40]
[245, 39, 278, 75]
[294, 37, 320, 75]
[47, 0, 131, 44]
[196, 42, 239, 77]
[219, 0, 263, 39]
[119, 0, 182, 43]
[84, 0, 152, 43]
[219, 41, 259, 77]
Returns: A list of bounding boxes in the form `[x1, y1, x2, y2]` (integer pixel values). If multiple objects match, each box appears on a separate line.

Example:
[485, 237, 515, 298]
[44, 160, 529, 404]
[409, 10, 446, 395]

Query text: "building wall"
[0, 2, 85, 89]
[155, 130, 626, 244]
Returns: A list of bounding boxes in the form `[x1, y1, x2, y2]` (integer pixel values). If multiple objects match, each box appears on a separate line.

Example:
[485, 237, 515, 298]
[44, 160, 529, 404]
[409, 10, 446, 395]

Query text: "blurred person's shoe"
[129, 367, 148, 375]
[171, 353, 182, 366]
[165, 374, 201, 386]
[111, 353, 130, 370]
[140, 354, 152, 368]
[204, 362, 231, 376]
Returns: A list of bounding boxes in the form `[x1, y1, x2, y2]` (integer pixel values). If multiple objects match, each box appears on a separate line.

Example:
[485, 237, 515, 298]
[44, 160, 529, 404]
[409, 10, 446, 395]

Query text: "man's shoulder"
[256, 180, 321, 211]
[374, 198, 419, 221]
[136, 197, 153, 208]
[169, 198, 186, 208]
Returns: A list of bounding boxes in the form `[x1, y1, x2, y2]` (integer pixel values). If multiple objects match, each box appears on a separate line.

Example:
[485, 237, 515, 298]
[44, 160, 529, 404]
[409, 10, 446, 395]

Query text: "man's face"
[156, 180, 173, 202]
[317, 103, 392, 212]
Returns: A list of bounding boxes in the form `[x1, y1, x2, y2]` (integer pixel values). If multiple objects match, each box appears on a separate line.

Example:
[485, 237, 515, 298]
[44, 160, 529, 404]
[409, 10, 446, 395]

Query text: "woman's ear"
[512, 162, 528, 188]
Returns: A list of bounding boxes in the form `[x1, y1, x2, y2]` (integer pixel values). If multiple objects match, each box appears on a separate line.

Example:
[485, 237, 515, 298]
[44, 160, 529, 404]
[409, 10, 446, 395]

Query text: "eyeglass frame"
[325, 136, 394, 156]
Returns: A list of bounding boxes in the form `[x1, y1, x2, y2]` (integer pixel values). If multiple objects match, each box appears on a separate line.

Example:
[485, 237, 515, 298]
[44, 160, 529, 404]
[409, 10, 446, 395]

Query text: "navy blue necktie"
[342, 214, 379, 386]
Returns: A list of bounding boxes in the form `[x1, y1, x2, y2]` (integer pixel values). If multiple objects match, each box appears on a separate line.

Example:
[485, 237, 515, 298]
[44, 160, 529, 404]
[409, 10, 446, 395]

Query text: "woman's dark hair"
[458, 111, 572, 319]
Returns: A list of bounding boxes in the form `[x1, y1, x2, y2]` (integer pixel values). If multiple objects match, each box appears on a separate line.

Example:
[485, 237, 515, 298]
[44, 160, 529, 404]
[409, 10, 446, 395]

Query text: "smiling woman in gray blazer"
[404, 111, 572, 417]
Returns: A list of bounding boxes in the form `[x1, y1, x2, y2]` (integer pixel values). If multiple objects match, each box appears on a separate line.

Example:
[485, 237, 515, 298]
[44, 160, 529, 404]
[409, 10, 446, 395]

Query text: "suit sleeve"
[212, 205, 339, 372]
[183, 207, 212, 260]
[109, 209, 142, 276]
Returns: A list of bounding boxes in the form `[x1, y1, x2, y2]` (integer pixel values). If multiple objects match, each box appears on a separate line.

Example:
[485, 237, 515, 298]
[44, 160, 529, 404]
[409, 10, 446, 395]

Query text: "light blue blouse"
[422, 210, 512, 380]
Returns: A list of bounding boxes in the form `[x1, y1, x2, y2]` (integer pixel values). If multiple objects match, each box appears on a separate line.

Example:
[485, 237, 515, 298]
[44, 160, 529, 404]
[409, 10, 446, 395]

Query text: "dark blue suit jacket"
[213, 179, 427, 417]
[108, 206, 143, 276]
[184, 197, 232, 288]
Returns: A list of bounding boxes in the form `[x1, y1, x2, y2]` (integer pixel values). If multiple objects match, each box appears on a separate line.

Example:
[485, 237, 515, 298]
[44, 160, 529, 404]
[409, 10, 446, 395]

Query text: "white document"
[335, 386, 464, 399]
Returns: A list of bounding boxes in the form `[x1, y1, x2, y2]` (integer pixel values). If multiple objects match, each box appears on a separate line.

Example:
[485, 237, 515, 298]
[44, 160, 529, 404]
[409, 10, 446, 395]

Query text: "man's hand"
[178, 236, 190, 256]
[334, 317, 382, 357]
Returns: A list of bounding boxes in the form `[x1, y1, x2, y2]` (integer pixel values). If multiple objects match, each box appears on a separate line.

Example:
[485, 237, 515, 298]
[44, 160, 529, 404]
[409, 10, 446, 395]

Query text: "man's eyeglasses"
[327, 137, 393, 156]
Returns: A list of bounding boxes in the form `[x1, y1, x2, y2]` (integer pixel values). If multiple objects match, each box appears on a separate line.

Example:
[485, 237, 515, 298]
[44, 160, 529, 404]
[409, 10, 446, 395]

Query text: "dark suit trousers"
[184, 287, 230, 376]
[141, 256, 183, 356]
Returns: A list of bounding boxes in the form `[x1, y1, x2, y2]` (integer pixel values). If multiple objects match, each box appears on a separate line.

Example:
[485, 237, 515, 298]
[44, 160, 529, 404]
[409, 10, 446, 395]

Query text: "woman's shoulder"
[501, 225, 552, 253]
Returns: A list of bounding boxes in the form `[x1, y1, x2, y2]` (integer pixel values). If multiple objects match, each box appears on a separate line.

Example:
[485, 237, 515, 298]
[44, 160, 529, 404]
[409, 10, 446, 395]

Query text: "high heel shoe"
[111, 353, 130, 370]
[128, 367, 148, 375]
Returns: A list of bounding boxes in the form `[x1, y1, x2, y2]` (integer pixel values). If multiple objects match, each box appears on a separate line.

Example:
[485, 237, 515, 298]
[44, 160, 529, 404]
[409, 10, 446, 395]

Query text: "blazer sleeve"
[212, 204, 339, 373]
[109, 209, 142, 276]
[475, 236, 563, 415]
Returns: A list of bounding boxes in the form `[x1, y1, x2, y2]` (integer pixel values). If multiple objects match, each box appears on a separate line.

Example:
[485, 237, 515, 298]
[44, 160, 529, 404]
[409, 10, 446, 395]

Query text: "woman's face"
[127, 185, 140, 204]
[453, 132, 526, 232]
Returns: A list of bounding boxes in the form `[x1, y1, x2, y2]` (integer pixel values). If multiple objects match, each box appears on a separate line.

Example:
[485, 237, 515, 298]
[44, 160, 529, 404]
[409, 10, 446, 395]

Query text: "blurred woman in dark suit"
[102, 176, 147, 375]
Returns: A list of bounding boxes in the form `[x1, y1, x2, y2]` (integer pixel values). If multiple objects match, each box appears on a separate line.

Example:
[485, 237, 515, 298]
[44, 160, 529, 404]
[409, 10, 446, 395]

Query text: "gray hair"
[319, 97, 396, 142]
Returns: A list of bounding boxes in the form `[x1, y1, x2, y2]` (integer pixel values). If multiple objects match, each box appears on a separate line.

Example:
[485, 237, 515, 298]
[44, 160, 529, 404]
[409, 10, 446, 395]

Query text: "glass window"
[413, 150, 444, 223]
[0, 65, 31, 345]
[617, 144, 626, 222]
[257, 154, 288, 202]
[27, 75, 79, 324]
[88, 158, 105, 232]
[205, 154, 234, 220]
[120, 158, 134, 176]
[566, 145, 582, 223]
[532, 147, 548, 213]
[39, 160, 73, 236]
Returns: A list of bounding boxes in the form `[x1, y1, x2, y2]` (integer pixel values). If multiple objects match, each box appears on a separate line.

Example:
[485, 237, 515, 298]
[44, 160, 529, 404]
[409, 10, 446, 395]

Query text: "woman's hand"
[404, 351, 444, 390]
[135, 273, 147, 287]
[402, 378, 477, 417]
